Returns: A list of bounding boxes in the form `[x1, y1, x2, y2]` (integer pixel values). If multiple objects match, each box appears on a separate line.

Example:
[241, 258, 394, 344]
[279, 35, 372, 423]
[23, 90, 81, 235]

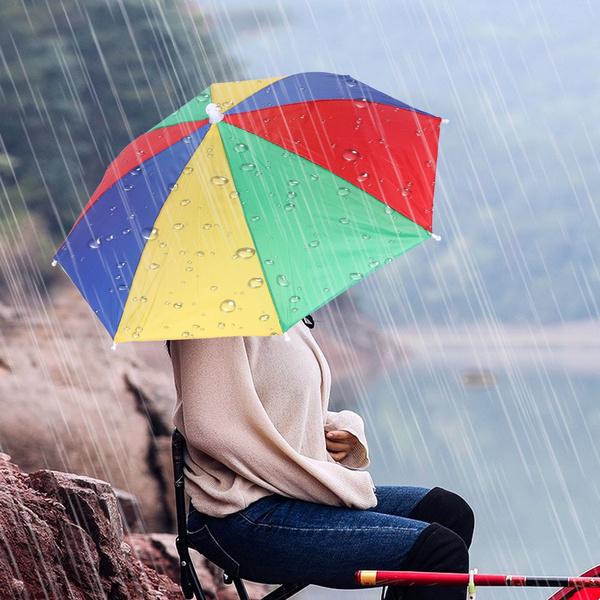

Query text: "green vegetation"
[0, 0, 239, 240]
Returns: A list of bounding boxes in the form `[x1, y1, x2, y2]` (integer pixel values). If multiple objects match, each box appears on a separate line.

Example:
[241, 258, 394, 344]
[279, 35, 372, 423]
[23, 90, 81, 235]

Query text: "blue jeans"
[187, 485, 431, 589]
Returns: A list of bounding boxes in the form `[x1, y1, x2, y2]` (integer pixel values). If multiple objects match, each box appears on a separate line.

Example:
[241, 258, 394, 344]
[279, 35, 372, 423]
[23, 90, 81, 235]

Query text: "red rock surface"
[0, 453, 271, 599]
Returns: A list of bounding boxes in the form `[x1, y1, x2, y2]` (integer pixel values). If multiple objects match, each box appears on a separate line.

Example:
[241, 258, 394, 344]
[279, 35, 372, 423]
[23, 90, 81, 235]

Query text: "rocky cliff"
[0, 453, 269, 599]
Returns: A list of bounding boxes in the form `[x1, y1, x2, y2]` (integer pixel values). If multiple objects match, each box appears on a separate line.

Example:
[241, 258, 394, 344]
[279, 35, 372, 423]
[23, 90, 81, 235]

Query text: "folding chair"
[172, 428, 309, 600]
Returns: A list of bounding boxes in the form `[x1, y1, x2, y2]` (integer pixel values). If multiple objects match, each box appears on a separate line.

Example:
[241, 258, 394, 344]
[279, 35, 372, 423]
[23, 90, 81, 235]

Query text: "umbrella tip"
[442, 118, 450, 124]
[51, 259, 57, 267]
[431, 233, 442, 241]
[111, 342, 117, 351]
[206, 103, 224, 124]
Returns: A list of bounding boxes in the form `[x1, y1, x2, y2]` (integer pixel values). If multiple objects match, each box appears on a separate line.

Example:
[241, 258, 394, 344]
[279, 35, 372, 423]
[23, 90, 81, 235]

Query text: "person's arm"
[171, 337, 376, 509]
[324, 410, 370, 469]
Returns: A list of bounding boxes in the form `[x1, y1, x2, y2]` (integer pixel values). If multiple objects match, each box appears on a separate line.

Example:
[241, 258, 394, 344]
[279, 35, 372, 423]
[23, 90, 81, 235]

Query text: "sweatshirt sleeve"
[325, 410, 370, 470]
[171, 336, 377, 510]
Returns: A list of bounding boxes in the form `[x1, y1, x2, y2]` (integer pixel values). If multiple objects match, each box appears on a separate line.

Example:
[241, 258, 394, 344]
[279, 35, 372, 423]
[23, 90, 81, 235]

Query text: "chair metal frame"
[172, 428, 308, 600]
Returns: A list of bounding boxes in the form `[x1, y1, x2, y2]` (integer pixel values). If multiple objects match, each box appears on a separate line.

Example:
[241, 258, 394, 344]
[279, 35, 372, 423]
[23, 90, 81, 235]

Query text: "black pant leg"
[408, 486, 475, 548]
[384, 523, 469, 600]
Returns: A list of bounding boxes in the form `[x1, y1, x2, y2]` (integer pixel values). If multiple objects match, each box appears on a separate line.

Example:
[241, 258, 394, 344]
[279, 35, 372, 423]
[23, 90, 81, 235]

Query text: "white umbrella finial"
[205, 103, 224, 124]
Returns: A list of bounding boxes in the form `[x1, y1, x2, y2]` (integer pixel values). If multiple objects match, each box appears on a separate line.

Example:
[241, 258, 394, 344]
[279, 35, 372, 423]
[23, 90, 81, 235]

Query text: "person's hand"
[325, 430, 359, 462]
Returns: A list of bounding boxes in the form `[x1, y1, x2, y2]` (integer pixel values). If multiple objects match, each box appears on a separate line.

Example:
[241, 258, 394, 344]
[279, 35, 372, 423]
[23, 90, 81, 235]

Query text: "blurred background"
[1, 1, 599, 599]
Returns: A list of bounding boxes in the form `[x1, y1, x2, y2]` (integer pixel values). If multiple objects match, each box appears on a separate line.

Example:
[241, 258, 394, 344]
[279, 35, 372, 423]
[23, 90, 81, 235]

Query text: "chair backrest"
[172, 427, 208, 600]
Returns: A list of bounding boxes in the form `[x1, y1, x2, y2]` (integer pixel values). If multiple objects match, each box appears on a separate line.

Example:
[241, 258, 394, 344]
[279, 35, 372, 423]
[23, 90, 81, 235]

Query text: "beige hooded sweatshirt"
[169, 322, 378, 517]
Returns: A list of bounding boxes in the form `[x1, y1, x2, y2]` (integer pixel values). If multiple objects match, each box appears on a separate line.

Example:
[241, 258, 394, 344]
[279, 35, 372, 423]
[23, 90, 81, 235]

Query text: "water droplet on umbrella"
[88, 237, 102, 249]
[159, 242, 167, 248]
[109, 205, 118, 214]
[339, 217, 350, 224]
[323, 287, 330, 293]
[235, 247, 255, 259]
[211, 175, 228, 186]
[353, 98, 368, 108]
[180, 199, 191, 206]
[426, 159, 434, 168]
[342, 149, 361, 162]
[173, 302, 183, 309]
[117, 261, 127, 269]
[248, 277, 263, 288]
[288, 179, 299, 186]
[345, 77, 358, 87]
[184, 166, 194, 174]
[289, 295, 301, 303]
[123, 184, 134, 192]
[118, 284, 128, 291]
[122, 228, 132, 235]
[385, 206, 394, 214]
[384, 257, 393, 264]
[186, 266, 193, 272]
[251, 215, 260, 222]
[350, 272, 363, 280]
[210, 285, 218, 291]
[183, 136, 192, 144]
[416, 128, 423, 136]
[218, 322, 225, 329]
[259, 314, 270, 321]
[310, 174, 320, 181]
[169, 182, 179, 190]
[357, 172, 369, 182]
[142, 227, 158, 240]
[105, 233, 116, 242]
[337, 187, 350, 197]
[229, 191, 239, 199]
[308, 240, 320, 248]
[361, 233, 371, 240]
[203, 223, 213, 230]
[149, 262, 160, 270]
[140, 296, 148, 303]
[284, 203, 296, 211]
[136, 149, 145, 156]
[181, 331, 191, 337]
[265, 259, 274, 265]
[369, 260, 380, 268]
[241, 163, 256, 172]
[173, 223, 184, 230]
[282, 151, 290, 158]
[277, 274, 289, 287]
[287, 191, 297, 199]
[234, 143, 248, 153]
[220, 299, 236, 313]
[196, 250, 205, 257]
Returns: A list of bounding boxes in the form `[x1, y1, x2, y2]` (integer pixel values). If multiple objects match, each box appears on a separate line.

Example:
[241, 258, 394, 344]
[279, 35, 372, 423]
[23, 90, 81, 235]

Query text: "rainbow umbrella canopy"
[52, 72, 443, 345]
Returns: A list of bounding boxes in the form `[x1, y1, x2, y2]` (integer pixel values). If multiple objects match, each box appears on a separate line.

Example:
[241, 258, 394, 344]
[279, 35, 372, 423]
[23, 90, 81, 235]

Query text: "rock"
[0, 281, 174, 532]
[114, 487, 146, 534]
[0, 453, 183, 599]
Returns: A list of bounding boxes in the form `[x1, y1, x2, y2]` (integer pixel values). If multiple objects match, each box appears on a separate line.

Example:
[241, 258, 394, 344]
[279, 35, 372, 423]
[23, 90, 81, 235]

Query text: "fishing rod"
[355, 567, 600, 599]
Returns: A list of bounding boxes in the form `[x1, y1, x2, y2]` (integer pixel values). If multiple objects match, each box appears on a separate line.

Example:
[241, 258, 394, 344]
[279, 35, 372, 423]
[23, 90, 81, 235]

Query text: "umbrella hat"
[52, 72, 443, 344]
